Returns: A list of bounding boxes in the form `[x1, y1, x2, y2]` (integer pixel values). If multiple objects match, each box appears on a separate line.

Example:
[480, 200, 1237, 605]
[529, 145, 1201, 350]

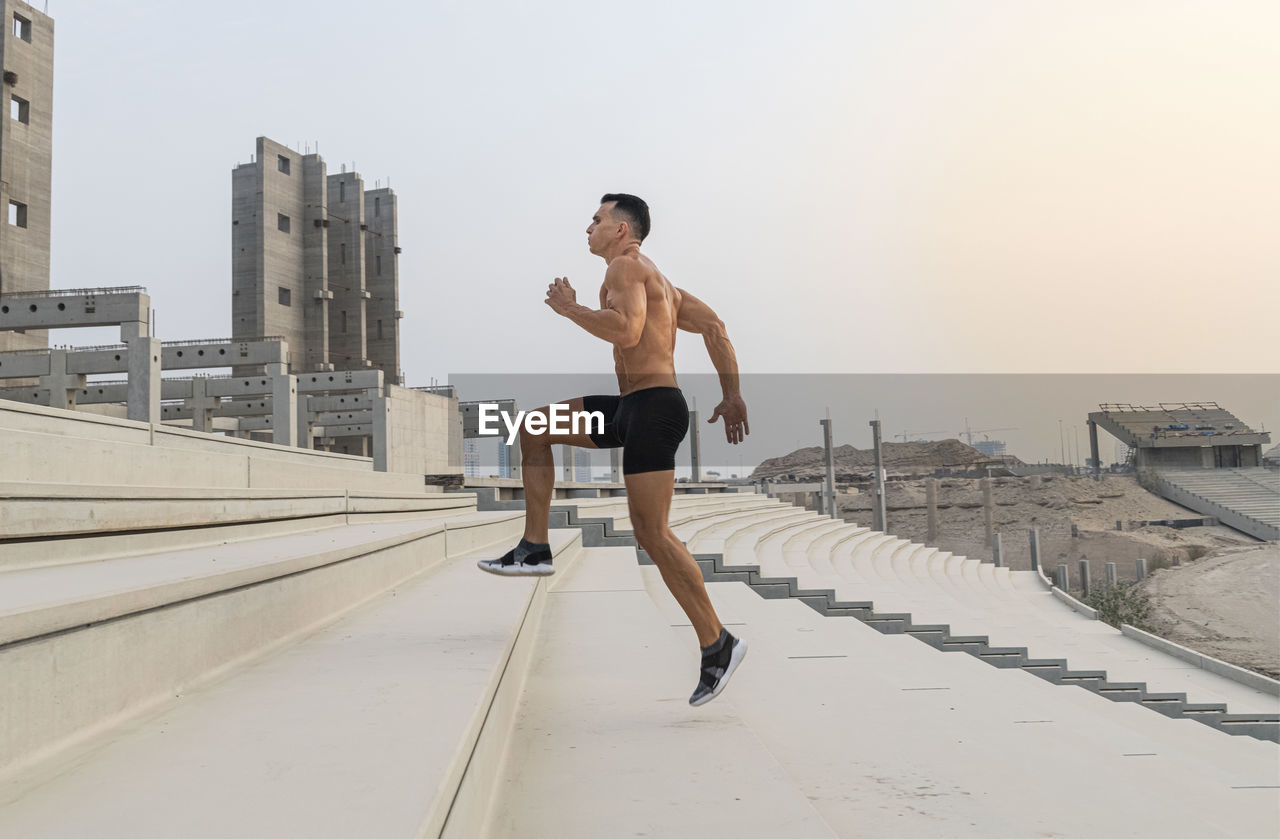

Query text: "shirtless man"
[477, 193, 750, 706]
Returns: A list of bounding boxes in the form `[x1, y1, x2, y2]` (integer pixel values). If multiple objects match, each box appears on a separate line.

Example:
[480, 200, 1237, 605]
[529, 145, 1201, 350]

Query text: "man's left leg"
[625, 470, 747, 705]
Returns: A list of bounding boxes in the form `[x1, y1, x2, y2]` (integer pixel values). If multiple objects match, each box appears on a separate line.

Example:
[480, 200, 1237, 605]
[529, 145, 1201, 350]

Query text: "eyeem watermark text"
[477, 403, 605, 445]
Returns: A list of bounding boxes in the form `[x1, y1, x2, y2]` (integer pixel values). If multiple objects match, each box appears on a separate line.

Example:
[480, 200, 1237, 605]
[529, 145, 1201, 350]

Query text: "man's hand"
[545, 277, 577, 315]
[709, 394, 749, 444]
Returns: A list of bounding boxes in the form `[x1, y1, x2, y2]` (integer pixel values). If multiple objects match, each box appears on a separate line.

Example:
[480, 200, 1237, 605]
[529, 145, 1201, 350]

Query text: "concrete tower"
[363, 187, 400, 384]
[231, 137, 331, 372]
[0, 0, 53, 353]
[232, 137, 400, 383]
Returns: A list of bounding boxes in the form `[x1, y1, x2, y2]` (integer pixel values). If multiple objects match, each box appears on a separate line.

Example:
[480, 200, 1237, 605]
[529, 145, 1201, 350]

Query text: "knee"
[632, 520, 670, 551]
[519, 419, 548, 449]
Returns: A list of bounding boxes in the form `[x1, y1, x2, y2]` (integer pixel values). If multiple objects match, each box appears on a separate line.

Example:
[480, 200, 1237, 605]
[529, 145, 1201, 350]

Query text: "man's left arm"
[545, 263, 646, 348]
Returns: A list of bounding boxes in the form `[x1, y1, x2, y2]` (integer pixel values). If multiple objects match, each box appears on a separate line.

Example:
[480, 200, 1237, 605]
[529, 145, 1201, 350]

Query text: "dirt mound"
[752, 439, 1007, 480]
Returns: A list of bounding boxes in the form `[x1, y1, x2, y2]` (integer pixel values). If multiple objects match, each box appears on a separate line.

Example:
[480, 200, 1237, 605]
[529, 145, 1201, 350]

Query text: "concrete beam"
[65, 339, 290, 376]
[306, 393, 377, 412]
[165, 339, 288, 370]
[296, 369, 384, 394]
[313, 410, 374, 426]
[314, 423, 374, 436]
[0, 289, 149, 334]
[0, 352, 52, 379]
[0, 387, 49, 404]
[76, 379, 194, 404]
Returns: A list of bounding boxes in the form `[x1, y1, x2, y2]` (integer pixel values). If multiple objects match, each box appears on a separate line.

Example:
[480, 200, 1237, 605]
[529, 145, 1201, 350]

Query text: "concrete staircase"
[547, 497, 1280, 743]
[3, 466, 1277, 836]
[1148, 467, 1280, 540]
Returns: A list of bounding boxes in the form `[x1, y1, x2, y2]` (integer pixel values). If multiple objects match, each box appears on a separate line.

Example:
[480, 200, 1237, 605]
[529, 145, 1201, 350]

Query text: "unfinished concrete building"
[0, 0, 53, 353]
[231, 137, 401, 382]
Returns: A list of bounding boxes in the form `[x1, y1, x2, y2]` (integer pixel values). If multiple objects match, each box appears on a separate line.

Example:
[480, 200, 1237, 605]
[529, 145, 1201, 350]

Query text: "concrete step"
[0, 482, 477, 569]
[639, 572, 1280, 838]
[699, 528, 1280, 741]
[0, 509, 526, 780]
[0, 530, 587, 837]
[773, 536, 1280, 726]
[484, 547, 838, 838]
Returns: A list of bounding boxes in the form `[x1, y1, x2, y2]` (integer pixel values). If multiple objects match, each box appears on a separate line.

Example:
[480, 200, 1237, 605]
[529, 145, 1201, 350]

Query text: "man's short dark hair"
[601, 193, 650, 242]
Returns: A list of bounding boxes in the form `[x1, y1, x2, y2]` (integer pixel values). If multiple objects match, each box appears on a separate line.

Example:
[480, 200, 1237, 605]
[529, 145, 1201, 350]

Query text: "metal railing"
[162, 336, 284, 347]
[0, 286, 146, 299]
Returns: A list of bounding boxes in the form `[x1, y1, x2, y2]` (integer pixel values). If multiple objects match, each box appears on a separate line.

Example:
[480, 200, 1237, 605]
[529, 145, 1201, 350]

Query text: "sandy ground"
[833, 474, 1279, 678]
[1137, 544, 1280, 679]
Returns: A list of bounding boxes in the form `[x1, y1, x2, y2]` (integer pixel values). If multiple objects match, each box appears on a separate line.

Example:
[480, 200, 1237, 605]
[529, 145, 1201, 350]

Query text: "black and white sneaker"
[476, 542, 555, 577]
[689, 630, 747, 706]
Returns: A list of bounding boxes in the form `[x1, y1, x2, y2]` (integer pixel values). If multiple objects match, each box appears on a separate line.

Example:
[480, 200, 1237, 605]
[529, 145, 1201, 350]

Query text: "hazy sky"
[40, 1, 1278, 461]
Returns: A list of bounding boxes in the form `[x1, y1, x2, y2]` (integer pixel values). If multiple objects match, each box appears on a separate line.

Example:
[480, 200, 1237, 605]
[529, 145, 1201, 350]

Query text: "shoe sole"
[689, 639, 748, 707]
[476, 559, 555, 577]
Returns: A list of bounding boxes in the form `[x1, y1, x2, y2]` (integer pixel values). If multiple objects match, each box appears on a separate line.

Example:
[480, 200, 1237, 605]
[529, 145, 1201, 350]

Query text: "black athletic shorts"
[582, 387, 689, 475]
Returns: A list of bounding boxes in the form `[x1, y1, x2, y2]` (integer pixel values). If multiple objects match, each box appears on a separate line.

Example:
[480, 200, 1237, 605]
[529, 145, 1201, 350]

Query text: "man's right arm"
[677, 288, 749, 444]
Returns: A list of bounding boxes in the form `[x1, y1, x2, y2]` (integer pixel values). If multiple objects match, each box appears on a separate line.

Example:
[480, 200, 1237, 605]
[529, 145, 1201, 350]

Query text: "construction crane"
[959, 418, 1017, 447]
[893, 430, 948, 443]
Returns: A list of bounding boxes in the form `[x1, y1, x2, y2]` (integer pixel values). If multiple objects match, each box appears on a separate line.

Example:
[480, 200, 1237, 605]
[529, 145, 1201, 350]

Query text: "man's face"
[586, 202, 618, 255]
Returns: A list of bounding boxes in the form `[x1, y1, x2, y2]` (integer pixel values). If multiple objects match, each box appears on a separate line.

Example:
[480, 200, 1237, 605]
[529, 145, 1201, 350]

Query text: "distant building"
[231, 137, 402, 381]
[463, 438, 481, 478]
[973, 439, 1006, 458]
[1088, 403, 1270, 470]
[497, 439, 512, 478]
[575, 456, 592, 483]
[0, 0, 54, 354]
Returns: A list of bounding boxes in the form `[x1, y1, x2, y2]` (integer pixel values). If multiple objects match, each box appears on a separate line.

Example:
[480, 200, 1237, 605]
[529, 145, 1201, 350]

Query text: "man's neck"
[604, 242, 641, 266]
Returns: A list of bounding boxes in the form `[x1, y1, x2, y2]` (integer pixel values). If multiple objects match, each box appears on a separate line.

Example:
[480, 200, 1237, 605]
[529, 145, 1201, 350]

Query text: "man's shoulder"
[605, 254, 659, 285]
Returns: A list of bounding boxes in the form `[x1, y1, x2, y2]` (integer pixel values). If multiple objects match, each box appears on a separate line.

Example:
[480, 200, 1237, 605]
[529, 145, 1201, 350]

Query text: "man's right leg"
[518, 396, 600, 544]
[479, 397, 601, 576]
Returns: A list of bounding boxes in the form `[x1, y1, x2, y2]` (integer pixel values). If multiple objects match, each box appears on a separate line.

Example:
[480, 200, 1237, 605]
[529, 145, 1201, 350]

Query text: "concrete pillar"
[689, 409, 701, 483]
[991, 532, 1003, 567]
[296, 396, 312, 450]
[1088, 420, 1101, 480]
[609, 447, 621, 483]
[561, 445, 574, 483]
[510, 434, 523, 481]
[1104, 562, 1117, 592]
[1028, 528, 1041, 573]
[189, 377, 215, 433]
[925, 478, 938, 544]
[821, 418, 837, 521]
[1055, 563, 1069, 590]
[126, 337, 161, 424]
[982, 478, 994, 545]
[1135, 558, 1147, 581]
[269, 364, 298, 447]
[869, 419, 886, 532]
[1078, 560, 1091, 598]
[372, 395, 391, 472]
[39, 349, 83, 411]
